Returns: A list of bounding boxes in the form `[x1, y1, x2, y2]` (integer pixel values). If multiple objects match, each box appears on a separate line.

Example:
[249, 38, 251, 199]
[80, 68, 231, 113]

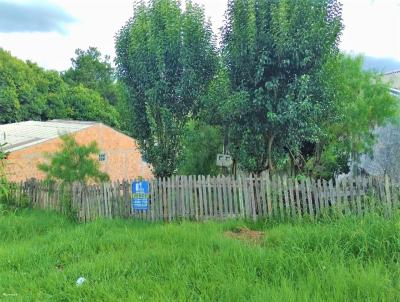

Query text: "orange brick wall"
[5, 124, 153, 182]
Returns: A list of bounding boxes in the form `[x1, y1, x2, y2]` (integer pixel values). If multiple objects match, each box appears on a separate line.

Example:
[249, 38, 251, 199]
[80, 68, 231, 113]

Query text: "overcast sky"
[0, 0, 399, 71]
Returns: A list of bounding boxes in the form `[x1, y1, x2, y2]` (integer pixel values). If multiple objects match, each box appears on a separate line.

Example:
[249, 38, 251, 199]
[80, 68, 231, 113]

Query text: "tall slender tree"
[115, 0, 218, 177]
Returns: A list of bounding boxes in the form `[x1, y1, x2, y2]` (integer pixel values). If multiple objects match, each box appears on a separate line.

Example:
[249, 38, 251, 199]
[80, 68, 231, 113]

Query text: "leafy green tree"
[38, 135, 109, 184]
[40, 71, 69, 120]
[0, 76, 19, 123]
[221, 0, 343, 173]
[62, 47, 134, 133]
[62, 47, 120, 106]
[0, 48, 68, 123]
[178, 120, 222, 175]
[63, 85, 121, 128]
[200, 67, 251, 174]
[306, 55, 398, 178]
[0, 48, 122, 127]
[115, 0, 218, 177]
[114, 83, 135, 135]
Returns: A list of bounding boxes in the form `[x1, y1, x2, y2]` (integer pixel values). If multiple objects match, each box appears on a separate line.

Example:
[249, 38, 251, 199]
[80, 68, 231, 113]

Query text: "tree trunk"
[268, 135, 275, 172]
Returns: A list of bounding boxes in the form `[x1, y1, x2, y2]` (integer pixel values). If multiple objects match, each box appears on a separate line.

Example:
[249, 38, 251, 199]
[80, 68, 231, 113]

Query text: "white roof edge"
[385, 70, 400, 75]
[0, 120, 98, 153]
[5, 138, 50, 153]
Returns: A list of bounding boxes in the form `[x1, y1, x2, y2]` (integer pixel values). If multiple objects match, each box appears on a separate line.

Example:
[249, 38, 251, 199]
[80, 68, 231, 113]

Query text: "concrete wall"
[5, 124, 153, 182]
[383, 72, 400, 90]
[357, 123, 400, 182]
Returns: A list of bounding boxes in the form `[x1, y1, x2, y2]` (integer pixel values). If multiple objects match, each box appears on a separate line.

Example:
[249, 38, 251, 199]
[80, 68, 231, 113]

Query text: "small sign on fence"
[131, 181, 149, 211]
[216, 154, 233, 167]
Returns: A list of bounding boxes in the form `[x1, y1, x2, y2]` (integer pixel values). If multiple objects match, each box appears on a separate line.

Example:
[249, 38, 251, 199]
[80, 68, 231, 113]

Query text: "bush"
[38, 134, 109, 184]
[38, 135, 109, 220]
[0, 142, 9, 202]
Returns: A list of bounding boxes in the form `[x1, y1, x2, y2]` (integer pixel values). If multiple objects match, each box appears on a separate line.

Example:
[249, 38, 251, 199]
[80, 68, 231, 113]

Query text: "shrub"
[38, 134, 109, 185]
[0, 142, 9, 202]
[38, 135, 109, 220]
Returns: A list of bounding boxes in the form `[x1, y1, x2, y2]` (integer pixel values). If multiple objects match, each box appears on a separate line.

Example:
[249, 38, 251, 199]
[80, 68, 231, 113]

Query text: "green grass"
[0, 209, 400, 301]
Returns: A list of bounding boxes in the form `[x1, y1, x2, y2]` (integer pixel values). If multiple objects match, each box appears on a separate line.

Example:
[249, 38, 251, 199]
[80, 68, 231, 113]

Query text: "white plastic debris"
[3, 293, 18, 297]
[76, 277, 86, 286]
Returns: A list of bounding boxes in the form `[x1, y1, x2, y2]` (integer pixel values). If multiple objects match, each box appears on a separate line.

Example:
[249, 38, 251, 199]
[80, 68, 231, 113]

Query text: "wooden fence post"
[384, 175, 392, 217]
[306, 177, 314, 219]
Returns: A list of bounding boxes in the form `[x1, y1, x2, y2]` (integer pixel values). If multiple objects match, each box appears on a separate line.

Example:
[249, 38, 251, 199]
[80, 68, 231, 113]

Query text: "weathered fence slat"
[276, 175, 284, 219]
[328, 179, 335, 209]
[207, 175, 212, 218]
[288, 177, 295, 218]
[221, 176, 227, 218]
[385, 175, 392, 217]
[249, 174, 257, 221]
[232, 176, 238, 216]
[282, 175, 290, 218]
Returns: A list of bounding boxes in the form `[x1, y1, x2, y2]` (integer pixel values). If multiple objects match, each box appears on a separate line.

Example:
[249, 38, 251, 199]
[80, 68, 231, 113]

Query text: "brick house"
[1, 120, 153, 182]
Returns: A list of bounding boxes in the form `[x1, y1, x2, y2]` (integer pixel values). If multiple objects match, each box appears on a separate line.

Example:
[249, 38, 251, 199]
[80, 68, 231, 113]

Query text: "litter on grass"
[76, 277, 86, 286]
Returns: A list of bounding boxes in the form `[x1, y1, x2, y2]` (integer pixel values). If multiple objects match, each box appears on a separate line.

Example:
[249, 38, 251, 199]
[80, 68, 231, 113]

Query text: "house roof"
[384, 70, 400, 91]
[385, 70, 400, 76]
[0, 120, 98, 152]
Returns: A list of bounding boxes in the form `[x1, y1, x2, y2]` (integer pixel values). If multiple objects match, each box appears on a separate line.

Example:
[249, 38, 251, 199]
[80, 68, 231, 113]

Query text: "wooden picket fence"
[7, 172, 400, 222]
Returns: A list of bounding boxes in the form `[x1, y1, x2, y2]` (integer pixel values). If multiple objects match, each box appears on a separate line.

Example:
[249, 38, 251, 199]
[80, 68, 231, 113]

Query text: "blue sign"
[131, 181, 149, 211]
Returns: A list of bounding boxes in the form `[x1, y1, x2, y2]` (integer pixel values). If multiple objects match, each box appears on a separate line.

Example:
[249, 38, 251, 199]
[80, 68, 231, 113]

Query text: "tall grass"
[0, 209, 399, 301]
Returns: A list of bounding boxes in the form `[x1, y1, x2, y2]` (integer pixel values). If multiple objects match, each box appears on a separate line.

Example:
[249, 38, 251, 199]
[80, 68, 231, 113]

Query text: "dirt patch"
[224, 227, 265, 244]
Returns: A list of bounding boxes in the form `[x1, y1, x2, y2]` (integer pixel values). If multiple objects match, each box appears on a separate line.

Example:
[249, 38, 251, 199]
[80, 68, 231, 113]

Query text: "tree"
[38, 135, 109, 184]
[0, 77, 19, 124]
[177, 120, 222, 175]
[62, 47, 120, 106]
[115, 0, 218, 177]
[221, 0, 343, 173]
[63, 85, 121, 128]
[0, 48, 68, 123]
[114, 82, 135, 135]
[305, 55, 398, 178]
[0, 48, 122, 128]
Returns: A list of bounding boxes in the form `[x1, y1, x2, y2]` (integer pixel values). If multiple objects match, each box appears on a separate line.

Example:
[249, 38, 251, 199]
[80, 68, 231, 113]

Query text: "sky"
[0, 0, 399, 71]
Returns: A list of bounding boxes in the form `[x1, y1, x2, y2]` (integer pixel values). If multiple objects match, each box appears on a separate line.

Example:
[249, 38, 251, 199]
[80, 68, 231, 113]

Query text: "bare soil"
[224, 227, 265, 244]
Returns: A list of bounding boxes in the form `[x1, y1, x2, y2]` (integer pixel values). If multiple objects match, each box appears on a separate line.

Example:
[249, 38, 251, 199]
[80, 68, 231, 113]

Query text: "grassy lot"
[0, 209, 400, 301]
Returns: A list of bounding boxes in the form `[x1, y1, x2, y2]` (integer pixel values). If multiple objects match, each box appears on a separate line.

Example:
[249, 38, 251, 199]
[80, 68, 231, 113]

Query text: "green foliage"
[0, 210, 399, 300]
[114, 83, 135, 135]
[306, 55, 398, 178]
[0, 143, 21, 211]
[200, 67, 247, 129]
[0, 49, 67, 123]
[0, 143, 9, 201]
[207, 0, 396, 178]
[0, 48, 121, 127]
[115, 0, 218, 177]
[178, 120, 222, 175]
[221, 0, 343, 173]
[62, 47, 120, 106]
[38, 135, 109, 185]
[63, 85, 121, 128]
[61, 47, 124, 128]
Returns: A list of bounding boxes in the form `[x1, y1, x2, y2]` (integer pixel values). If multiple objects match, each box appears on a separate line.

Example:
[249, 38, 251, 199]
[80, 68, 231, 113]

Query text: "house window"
[99, 153, 106, 162]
